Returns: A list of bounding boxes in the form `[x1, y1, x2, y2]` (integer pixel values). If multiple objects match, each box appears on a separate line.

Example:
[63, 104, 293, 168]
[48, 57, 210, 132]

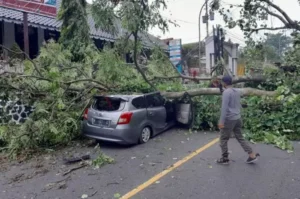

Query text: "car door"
[145, 92, 167, 132]
[174, 92, 194, 128]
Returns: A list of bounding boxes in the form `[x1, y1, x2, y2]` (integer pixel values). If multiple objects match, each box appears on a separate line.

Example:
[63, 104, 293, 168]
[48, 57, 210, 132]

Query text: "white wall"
[224, 43, 239, 76]
[228, 57, 233, 74]
[205, 36, 215, 75]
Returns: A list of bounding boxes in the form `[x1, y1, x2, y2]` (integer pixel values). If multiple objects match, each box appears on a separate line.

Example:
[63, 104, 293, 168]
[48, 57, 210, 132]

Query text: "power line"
[227, 35, 245, 43]
[221, 0, 242, 7]
[226, 30, 245, 40]
[226, 33, 245, 43]
[162, 15, 197, 25]
[225, 30, 246, 41]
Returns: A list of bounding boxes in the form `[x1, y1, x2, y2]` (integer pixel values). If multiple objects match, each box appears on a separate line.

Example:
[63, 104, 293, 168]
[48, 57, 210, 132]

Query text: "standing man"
[217, 76, 259, 164]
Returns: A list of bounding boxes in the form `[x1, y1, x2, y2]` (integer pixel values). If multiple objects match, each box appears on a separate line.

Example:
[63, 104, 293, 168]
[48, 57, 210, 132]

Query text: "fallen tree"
[162, 87, 276, 99]
[152, 74, 266, 84]
[1, 0, 299, 157]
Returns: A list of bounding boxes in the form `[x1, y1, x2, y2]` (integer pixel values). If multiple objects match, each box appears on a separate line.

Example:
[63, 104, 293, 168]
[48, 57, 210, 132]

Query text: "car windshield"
[93, 97, 124, 111]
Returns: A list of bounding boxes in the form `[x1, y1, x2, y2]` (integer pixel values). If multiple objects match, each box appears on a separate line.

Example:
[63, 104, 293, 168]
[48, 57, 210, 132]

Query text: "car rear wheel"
[139, 127, 151, 144]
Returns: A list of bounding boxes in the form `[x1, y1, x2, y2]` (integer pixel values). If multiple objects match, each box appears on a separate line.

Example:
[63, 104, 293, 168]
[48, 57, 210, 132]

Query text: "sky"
[86, 0, 300, 45]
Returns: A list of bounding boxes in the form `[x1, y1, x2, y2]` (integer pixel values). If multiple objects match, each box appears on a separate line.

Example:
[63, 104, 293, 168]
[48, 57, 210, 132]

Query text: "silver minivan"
[81, 92, 193, 145]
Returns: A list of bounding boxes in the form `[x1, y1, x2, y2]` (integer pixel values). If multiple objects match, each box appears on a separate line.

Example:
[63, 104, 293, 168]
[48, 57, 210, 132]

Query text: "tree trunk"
[153, 75, 266, 84]
[161, 87, 276, 99]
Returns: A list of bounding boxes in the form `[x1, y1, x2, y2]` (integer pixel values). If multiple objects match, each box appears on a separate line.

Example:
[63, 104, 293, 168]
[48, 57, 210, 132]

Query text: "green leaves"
[1, 37, 178, 156]
[58, 0, 91, 61]
[114, 193, 121, 198]
[57, 99, 66, 110]
[92, 152, 115, 169]
[188, 80, 299, 151]
[90, 0, 118, 34]
[192, 96, 221, 131]
[242, 92, 300, 150]
[91, 0, 170, 37]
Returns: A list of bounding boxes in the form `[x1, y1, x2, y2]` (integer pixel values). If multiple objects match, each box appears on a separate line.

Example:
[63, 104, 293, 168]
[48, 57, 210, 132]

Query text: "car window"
[132, 96, 147, 109]
[93, 97, 125, 111]
[146, 93, 165, 108]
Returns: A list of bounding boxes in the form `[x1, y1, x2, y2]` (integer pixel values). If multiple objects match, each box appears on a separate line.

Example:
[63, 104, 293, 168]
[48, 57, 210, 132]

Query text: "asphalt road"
[0, 129, 299, 199]
[136, 140, 300, 199]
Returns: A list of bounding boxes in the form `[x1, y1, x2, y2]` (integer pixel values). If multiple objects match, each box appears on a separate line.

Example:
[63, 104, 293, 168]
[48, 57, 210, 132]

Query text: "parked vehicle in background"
[81, 92, 193, 145]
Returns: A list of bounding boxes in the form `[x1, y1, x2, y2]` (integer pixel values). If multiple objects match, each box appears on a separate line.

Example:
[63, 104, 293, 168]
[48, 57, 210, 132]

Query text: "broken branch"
[62, 163, 88, 176]
[249, 26, 288, 36]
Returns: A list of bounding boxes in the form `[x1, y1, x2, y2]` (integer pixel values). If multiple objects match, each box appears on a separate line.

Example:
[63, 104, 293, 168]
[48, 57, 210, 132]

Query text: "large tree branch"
[132, 31, 156, 90]
[151, 74, 265, 84]
[161, 87, 276, 99]
[16, 75, 109, 91]
[249, 26, 288, 35]
[260, 0, 296, 27]
[65, 79, 108, 90]
[128, 0, 156, 90]
[257, 5, 289, 27]
[231, 76, 265, 84]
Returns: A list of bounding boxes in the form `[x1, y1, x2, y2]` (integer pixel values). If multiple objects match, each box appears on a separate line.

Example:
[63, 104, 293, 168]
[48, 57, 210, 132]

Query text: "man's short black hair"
[222, 75, 232, 85]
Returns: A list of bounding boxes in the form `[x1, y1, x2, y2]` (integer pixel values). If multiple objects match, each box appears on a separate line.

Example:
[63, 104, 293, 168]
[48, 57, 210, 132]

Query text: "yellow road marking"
[120, 137, 219, 199]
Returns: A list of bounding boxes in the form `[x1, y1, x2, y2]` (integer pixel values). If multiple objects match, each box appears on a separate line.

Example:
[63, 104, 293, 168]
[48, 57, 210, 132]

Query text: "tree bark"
[161, 87, 276, 99]
[152, 75, 266, 84]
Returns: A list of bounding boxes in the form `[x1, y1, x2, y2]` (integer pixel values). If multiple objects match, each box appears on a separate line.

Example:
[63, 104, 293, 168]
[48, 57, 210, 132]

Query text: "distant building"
[0, 0, 167, 59]
[205, 36, 239, 76]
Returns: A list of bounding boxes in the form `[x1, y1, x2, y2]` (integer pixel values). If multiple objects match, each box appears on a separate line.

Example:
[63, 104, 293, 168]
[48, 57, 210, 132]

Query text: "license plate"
[92, 119, 110, 127]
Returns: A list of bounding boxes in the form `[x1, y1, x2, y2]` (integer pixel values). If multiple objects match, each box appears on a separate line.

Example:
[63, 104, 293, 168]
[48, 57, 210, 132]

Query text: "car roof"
[93, 92, 160, 100]
[93, 94, 141, 101]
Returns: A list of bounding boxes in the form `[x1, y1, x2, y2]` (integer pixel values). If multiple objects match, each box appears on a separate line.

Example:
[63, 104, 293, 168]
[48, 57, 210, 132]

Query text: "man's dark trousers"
[220, 118, 253, 158]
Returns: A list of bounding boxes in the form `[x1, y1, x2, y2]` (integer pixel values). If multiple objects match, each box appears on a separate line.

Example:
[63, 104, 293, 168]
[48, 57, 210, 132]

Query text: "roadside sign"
[169, 39, 182, 67]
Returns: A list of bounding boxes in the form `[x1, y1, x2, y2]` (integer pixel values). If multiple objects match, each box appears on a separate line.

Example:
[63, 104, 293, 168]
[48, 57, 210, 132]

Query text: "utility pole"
[198, 0, 215, 73]
[212, 25, 225, 76]
[198, 1, 206, 71]
[205, 1, 209, 37]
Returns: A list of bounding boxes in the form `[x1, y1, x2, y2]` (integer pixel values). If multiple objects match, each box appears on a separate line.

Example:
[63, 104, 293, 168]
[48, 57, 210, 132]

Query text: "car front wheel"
[139, 127, 151, 144]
